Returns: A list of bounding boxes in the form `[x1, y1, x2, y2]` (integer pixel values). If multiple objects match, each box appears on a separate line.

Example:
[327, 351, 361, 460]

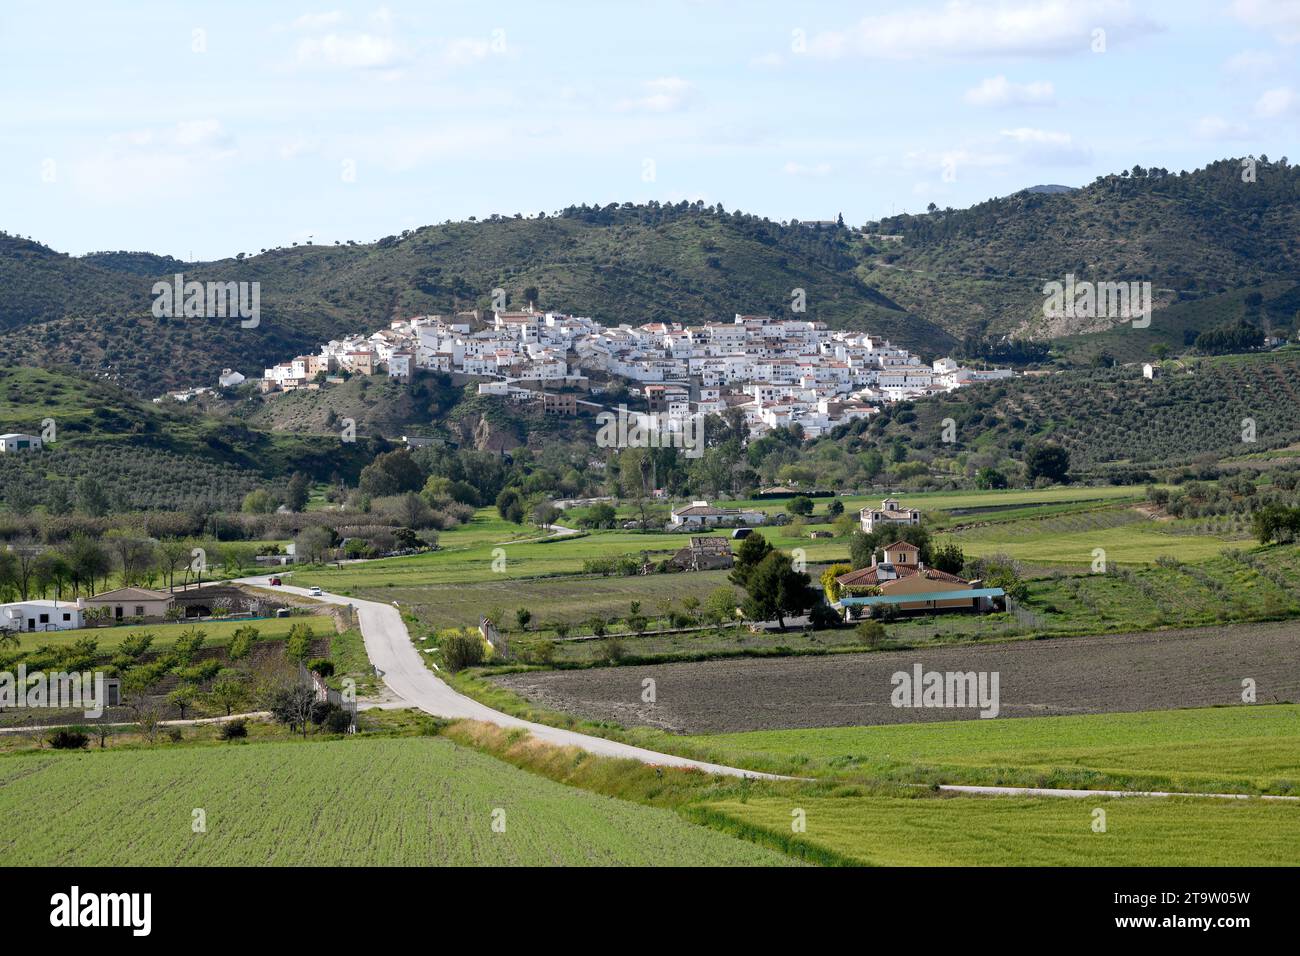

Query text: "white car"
[309, 586, 323, 596]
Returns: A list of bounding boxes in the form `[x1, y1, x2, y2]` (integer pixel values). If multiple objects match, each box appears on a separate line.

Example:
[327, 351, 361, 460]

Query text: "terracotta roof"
[835, 564, 968, 588]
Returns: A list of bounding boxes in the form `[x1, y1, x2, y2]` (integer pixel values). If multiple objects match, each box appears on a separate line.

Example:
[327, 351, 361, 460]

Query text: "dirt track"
[492, 621, 1300, 733]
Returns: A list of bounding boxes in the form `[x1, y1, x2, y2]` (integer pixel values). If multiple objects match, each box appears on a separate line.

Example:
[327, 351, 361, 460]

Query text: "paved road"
[939, 784, 1299, 802]
[235, 576, 786, 779]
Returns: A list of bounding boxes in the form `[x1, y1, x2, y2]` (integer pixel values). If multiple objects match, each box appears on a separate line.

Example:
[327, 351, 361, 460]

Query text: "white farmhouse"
[860, 497, 922, 534]
[0, 600, 84, 633]
[0, 433, 42, 453]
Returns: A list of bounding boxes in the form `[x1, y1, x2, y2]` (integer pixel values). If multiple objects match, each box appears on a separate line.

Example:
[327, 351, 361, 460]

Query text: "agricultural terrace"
[2, 613, 328, 653]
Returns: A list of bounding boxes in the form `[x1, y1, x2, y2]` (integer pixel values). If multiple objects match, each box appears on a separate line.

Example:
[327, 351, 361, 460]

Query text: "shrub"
[601, 636, 626, 664]
[166, 727, 183, 743]
[855, 620, 887, 647]
[47, 728, 89, 750]
[517, 637, 556, 666]
[307, 658, 335, 677]
[440, 630, 485, 672]
[219, 719, 248, 740]
[324, 708, 353, 734]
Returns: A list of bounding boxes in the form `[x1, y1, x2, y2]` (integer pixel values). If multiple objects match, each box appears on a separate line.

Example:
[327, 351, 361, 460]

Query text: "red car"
[269, 577, 282, 586]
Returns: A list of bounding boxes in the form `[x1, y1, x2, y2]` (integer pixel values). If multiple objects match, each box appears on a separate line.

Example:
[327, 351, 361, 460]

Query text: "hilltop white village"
[165, 308, 1012, 442]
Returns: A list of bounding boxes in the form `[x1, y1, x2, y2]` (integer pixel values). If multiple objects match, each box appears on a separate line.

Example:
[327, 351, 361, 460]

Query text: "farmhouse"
[77, 587, 175, 623]
[0, 600, 84, 632]
[670, 501, 767, 528]
[834, 541, 1004, 619]
[860, 497, 921, 534]
[671, 537, 734, 571]
[0, 433, 42, 453]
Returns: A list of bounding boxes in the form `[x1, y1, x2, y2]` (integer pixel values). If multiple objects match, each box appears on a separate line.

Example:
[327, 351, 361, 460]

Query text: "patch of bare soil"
[491, 621, 1300, 733]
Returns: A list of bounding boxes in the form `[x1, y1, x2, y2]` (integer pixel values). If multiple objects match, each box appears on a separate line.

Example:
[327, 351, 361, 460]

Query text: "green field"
[9, 614, 325, 653]
[680, 705, 1300, 793]
[699, 793, 1300, 866]
[0, 737, 795, 866]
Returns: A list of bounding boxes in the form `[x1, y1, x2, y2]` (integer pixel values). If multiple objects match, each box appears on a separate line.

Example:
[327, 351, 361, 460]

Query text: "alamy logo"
[151, 272, 260, 328]
[50, 886, 151, 936]
[0, 666, 106, 718]
[1042, 273, 1151, 328]
[890, 663, 1000, 718]
[595, 404, 704, 459]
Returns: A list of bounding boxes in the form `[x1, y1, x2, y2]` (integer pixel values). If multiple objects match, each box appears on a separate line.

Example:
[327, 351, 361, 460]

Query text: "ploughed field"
[492, 621, 1300, 733]
[0, 737, 794, 866]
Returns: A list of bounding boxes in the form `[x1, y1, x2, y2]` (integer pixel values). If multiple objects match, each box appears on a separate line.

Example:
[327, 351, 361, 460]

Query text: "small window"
[62, 613, 71, 621]
[38, 613, 49, 624]
[134, 606, 145, 616]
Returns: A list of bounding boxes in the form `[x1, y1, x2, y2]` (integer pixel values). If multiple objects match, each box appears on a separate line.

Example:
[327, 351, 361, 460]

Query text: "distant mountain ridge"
[2, 157, 1298, 391]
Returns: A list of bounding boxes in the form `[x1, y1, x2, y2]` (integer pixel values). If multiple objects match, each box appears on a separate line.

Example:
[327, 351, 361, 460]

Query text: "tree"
[740, 551, 814, 630]
[826, 499, 845, 518]
[931, 542, 965, 575]
[294, 526, 335, 564]
[207, 673, 249, 716]
[515, 608, 532, 631]
[786, 496, 814, 517]
[285, 472, 311, 512]
[975, 467, 1008, 490]
[166, 685, 197, 720]
[359, 449, 424, 497]
[1025, 443, 1070, 484]
[7, 539, 44, 601]
[241, 489, 278, 514]
[228, 625, 258, 661]
[820, 564, 852, 603]
[729, 532, 773, 588]
[496, 489, 524, 524]
[285, 622, 315, 663]
[75, 476, 110, 517]
[268, 685, 316, 737]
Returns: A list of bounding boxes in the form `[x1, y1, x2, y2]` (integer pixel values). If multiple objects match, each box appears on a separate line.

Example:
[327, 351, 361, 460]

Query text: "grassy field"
[0, 736, 795, 866]
[698, 793, 1300, 866]
[7, 613, 327, 653]
[677, 705, 1300, 793]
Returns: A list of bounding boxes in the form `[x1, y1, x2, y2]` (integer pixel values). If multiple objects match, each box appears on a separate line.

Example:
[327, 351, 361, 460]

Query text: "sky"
[2, 0, 1298, 260]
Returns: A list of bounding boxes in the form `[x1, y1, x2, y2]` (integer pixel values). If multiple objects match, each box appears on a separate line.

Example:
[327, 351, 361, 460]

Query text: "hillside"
[821, 349, 1300, 478]
[863, 156, 1300, 347]
[0, 206, 940, 394]
[0, 366, 380, 511]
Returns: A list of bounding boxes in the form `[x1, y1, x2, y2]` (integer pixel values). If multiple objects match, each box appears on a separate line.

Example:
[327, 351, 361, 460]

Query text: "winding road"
[235, 576, 785, 779]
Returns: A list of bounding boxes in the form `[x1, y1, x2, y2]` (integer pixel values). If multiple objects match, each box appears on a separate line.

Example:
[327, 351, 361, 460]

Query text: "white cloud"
[1195, 115, 1251, 139]
[295, 32, 401, 69]
[292, 11, 346, 31]
[999, 127, 1091, 163]
[1255, 85, 1297, 117]
[783, 161, 833, 177]
[1231, 0, 1300, 44]
[68, 121, 236, 203]
[1223, 49, 1277, 75]
[802, 0, 1159, 60]
[749, 52, 785, 69]
[964, 75, 1056, 107]
[615, 77, 696, 113]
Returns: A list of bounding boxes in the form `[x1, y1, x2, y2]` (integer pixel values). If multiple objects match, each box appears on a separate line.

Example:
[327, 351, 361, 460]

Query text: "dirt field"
[491, 621, 1300, 733]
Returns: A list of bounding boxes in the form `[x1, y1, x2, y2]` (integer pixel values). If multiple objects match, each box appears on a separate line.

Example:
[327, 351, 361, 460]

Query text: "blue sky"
[2, 0, 1298, 260]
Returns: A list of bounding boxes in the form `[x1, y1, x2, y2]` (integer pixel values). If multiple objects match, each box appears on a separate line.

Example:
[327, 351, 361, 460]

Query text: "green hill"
[0, 205, 943, 394]
[862, 156, 1300, 346]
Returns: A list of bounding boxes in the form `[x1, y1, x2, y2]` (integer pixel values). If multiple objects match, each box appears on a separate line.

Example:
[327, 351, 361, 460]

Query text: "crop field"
[0, 737, 795, 866]
[491, 621, 1300, 734]
[678, 704, 1300, 792]
[5, 613, 324, 653]
[699, 793, 1300, 866]
[398, 570, 736, 632]
[952, 515, 1238, 565]
[715, 484, 1148, 516]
